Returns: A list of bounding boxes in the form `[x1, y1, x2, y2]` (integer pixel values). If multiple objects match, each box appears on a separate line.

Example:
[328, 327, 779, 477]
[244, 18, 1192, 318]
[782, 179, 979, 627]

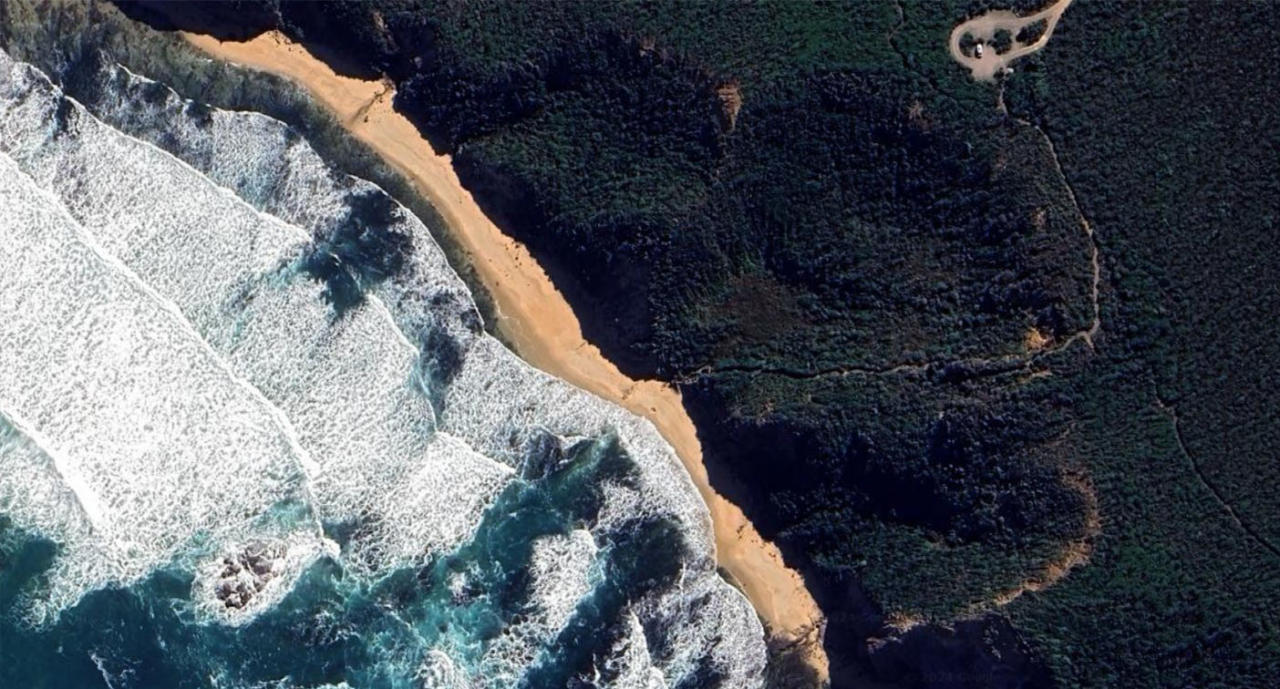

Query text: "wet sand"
[182, 30, 828, 679]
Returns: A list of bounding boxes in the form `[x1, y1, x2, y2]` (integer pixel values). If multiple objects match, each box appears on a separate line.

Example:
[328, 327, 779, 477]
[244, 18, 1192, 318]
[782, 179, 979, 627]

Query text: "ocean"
[0, 47, 765, 689]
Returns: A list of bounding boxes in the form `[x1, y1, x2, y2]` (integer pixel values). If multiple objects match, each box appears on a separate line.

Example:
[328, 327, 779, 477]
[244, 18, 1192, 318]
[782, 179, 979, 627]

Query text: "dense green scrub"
[51, 0, 1280, 686]
[997, 1, 1280, 686]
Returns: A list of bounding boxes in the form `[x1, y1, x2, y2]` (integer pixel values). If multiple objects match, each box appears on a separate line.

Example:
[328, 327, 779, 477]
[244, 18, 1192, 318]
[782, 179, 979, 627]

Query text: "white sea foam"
[0, 48, 767, 687]
[190, 532, 339, 625]
[0, 417, 97, 571]
[528, 529, 599, 630]
[415, 650, 470, 689]
[94, 62, 483, 362]
[638, 567, 770, 688]
[0, 152, 326, 624]
[0, 53, 512, 578]
[600, 612, 669, 689]
[479, 529, 599, 683]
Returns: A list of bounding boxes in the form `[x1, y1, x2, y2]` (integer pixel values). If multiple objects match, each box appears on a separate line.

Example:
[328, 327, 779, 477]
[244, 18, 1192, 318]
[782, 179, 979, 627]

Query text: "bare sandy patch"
[1024, 326, 1051, 351]
[717, 80, 743, 131]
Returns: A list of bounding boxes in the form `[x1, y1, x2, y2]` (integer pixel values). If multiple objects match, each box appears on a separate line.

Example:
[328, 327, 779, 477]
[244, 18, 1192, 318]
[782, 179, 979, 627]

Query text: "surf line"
[180, 30, 829, 680]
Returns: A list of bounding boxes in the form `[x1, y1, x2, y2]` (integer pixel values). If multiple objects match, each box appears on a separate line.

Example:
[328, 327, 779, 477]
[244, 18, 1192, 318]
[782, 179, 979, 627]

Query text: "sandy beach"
[182, 30, 827, 679]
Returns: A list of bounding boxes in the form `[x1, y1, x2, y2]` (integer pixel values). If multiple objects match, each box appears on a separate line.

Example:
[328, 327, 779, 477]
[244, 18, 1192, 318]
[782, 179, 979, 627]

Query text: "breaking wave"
[0, 49, 764, 689]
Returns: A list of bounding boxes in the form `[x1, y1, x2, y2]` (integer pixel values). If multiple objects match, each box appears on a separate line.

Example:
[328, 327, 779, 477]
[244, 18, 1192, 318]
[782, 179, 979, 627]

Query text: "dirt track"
[949, 0, 1075, 81]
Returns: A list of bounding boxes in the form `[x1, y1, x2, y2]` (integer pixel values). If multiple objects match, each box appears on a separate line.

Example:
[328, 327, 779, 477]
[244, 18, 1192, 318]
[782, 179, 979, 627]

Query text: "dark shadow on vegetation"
[866, 615, 1053, 689]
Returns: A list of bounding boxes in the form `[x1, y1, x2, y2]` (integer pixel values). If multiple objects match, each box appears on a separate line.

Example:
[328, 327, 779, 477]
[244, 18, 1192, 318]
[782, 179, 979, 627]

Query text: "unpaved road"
[949, 0, 1075, 81]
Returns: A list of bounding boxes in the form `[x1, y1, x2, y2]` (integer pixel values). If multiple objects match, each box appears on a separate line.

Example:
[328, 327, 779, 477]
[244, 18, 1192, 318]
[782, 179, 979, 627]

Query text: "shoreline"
[181, 30, 828, 680]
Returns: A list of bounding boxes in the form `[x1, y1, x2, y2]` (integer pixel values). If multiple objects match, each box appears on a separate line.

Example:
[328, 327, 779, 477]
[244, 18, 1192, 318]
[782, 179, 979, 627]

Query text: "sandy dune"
[182, 30, 828, 680]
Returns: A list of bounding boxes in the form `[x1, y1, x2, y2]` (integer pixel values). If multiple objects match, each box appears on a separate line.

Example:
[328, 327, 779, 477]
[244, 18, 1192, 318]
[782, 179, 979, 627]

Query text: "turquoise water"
[0, 438, 691, 689]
